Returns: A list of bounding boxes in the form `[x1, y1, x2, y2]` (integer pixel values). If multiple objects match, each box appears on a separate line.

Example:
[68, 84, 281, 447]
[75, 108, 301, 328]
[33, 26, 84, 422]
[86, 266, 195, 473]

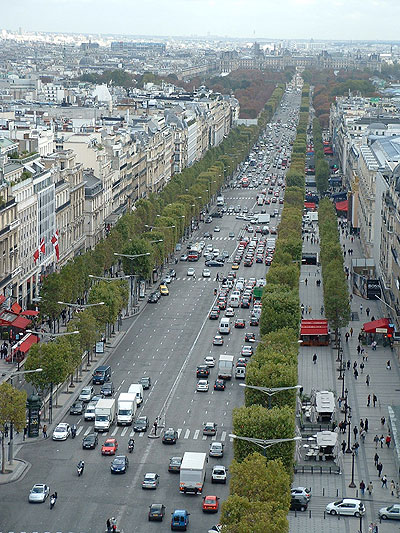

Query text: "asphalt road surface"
[0, 87, 301, 533]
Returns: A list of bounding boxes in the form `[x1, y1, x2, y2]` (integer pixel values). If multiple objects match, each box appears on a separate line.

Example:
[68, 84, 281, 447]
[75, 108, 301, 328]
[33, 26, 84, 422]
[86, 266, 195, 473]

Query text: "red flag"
[40, 238, 45, 255]
[51, 231, 59, 261]
[33, 248, 39, 263]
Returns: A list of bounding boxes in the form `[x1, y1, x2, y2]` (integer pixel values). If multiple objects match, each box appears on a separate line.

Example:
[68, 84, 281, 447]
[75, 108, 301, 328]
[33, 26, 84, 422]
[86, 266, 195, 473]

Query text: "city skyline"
[1, 0, 399, 41]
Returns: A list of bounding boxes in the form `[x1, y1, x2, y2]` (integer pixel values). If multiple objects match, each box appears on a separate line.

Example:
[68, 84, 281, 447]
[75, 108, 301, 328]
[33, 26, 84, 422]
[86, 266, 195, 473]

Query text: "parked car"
[326, 499, 365, 517]
[290, 495, 308, 512]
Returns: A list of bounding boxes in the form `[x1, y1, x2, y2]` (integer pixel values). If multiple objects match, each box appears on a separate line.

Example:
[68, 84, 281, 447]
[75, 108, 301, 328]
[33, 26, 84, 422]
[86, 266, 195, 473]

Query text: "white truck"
[94, 398, 116, 432]
[179, 452, 207, 494]
[255, 213, 270, 224]
[305, 211, 318, 222]
[218, 354, 234, 380]
[128, 383, 143, 406]
[216, 195, 224, 206]
[257, 195, 264, 206]
[117, 392, 137, 426]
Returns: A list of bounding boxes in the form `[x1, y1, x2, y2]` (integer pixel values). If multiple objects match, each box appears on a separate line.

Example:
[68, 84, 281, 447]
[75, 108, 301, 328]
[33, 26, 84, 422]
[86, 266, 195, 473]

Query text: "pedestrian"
[381, 416, 386, 426]
[358, 332, 362, 342]
[345, 331, 350, 342]
[353, 425, 358, 440]
[42, 424, 48, 439]
[364, 418, 369, 432]
[347, 360, 351, 370]
[371, 340, 377, 350]
[23, 426, 27, 441]
[338, 397, 342, 409]
[353, 441, 360, 456]
[353, 360, 358, 370]
[391, 480, 396, 496]
[364, 351, 368, 362]
[380, 435, 385, 448]
[354, 368, 358, 379]
[366, 306, 370, 317]
[377, 462, 383, 477]
[359, 480, 366, 496]
[367, 394, 371, 407]
[153, 419, 158, 435]
[350, 327, 353, 337]
[300, 303, 304, 315]
[373, 392, 377, 406]
[374, 451, 379, 465]
[308, 305, 312, 314]
[382, 475, 388, 488]
[367, 481, 373, 496]
[357, 344, 361, 355]
[396, 482, 400, 499]
[360, 429, 366, 442]
[107, 518, 112, 533]
[341, 440, 346, 453]
[304, 277, 308, 286]
[360, 361, 365, 373]
[386, 434, 391, 448]
[360, 303, 363, 314]
[386, 360, 391, 370]
[360, 418, 364, 430]
[320, 305, 324, 315]
[312, 353, 317, 364]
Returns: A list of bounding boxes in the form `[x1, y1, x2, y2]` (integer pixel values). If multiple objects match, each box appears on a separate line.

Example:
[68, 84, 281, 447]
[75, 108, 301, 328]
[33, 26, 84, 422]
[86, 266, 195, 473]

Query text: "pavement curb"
[0, 457, 31, 485]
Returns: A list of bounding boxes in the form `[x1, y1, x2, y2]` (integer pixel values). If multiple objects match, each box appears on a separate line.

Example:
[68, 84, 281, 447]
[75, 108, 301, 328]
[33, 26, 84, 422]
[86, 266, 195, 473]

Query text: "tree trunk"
[1, 435, 5, 474]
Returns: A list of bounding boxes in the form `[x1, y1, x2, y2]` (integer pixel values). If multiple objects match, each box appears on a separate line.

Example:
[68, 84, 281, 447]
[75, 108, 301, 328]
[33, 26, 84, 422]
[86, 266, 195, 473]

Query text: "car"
[326, 499, 365, 517]
[160, 284, 169, 296]
[171, 509, 190, 531]
[101, 382, 114, 397]
[142, 472, 160, 489]
[209, 309, 219, 320]
[139, 376, 151, 389]
[69, 401, 84, 415]
[209, 442, 224, 457]
[168, 456, 182, 473]
[28, 483, 50, 503]
[187, 267, 195, 276]
[134, 415, 149, 432]
[231, 263, 239, 270]
[110, 455, 129, 474]
[52, 423, 71, 441]
[203, 422, 218, 436]
[213, 335, 224, 346]
[245, 332, 256, 343]
[379, 503, 400, 520]
[241, 345, 254, 357]
[214, 379, 226, 391]
[180, 254, 188, 261]
[250, 316, 259, 326]
[229, 232, 235, 238]
[148, 503, 166, 522]
[163, 274, 172, 284]
[225, 307, 235, 317]
[206, 260, 224, 267]
[214, 226, 221, 232]
[211, 465, 227, 484]
[241, 298, 250, 308]
[204, 231, 212, 239]
[148, 292, 160, 303]
[204, 356, 216, 367]
[101, 438, 118, 455]
[203, 495, 220, 513]
[84, 403, 96, 422]
[169, 268, 176, 278]
[196, 365, 210, 378]
[290, 495, 308, 512]
[205, 216, 212, 224]
[291, 487, 312, 501]
[202, 268, 211, 278]
[162, 428, 178, 444]
[236, 358, 247, 367]
[79, 386, 94, 403]
[82, 433, 98, 449]
[197, 379, 209, 392]
[235, 318, 246, 328]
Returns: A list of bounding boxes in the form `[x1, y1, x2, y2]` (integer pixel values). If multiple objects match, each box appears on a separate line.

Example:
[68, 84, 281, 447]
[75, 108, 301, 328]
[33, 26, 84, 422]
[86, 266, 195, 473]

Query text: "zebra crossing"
[175, 276, 219, 282]
[76, 424, 231, 442]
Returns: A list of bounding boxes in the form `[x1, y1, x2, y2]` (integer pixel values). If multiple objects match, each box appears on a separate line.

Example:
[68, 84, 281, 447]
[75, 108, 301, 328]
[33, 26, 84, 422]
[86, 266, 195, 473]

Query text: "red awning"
[20, 310, 39, 317]
[11, 302, 22, 314]
[300, 320, 329, 336]
[363, 318, 393, 334]
[336, 200, 348, 212]
[304, 202, 316, 209]
[11, 315, 31, 330]
[0, 295, 5, 306]
[0, 310, 18, 326]
[15, 334, 38, 354]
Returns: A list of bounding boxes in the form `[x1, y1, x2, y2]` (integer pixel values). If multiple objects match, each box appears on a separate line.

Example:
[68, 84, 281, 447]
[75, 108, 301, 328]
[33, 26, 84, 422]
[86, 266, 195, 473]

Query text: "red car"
[235, 318, 246, 328]
[101, 438, 118, 455]
[202, 495, 220, 513]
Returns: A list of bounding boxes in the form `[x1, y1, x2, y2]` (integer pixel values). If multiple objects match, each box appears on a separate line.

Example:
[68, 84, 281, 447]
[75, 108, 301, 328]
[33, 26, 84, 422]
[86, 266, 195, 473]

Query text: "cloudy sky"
[1, 0, 399, 40]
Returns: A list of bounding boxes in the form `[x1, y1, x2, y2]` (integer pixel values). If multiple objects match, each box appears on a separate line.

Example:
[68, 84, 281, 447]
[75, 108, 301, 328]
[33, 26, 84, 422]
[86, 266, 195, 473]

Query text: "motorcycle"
[71, 425, 77, 439]
[50, 493, 57, 509]
[77, 461, 84, 476]
[128, 439, 134, 453]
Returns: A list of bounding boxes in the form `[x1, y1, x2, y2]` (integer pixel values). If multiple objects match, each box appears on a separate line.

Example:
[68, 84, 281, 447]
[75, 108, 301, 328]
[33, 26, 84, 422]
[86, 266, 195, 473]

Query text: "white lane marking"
[84, 426, 91, 436]
[138, 432, 144, 437]
[177, 428, 182, 438]
[202, 435, 207, 440]
[221, 431, 227, 442]
[212, 434, 217, 441]
[76, 426, 83, 436]
[193, 429, 199, 440]
[184, 429, 190, 439]
[121, 427, 128, 436]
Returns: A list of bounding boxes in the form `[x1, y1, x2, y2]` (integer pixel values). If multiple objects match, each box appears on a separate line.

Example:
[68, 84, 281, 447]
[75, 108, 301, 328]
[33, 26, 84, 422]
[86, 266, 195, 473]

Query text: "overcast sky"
[1, 0, 399, 41]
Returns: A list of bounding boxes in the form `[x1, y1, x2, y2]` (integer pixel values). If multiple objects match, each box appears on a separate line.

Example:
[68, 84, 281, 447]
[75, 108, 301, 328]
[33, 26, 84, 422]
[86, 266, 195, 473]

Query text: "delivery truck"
[117, 392, 137, 425]
[94, 398, 116, 432]
[255, 213, 270, 224]
[218, 354, 234, 380]
[179, 452, 207, 494]
[128, 383, 143, 406]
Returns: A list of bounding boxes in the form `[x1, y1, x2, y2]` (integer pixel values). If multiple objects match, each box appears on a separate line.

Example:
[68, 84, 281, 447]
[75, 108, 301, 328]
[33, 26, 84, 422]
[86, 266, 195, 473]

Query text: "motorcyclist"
[214, 288, 217, 296]
[71, 424, 77, 438]
[77, 460, 84, 476]
[50, 491, 57, 509]
[128, 437, 135, 452]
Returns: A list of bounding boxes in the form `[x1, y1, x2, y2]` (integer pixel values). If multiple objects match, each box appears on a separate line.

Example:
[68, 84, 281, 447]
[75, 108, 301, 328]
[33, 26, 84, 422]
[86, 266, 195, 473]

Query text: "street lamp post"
[7, 368, 43, 464]
[349, 450, 356, 488]
[114, 252, 152, 308]
[346, 410, 353, 453]
[229, 433, 301, 457]
[239, 383, 302, 409]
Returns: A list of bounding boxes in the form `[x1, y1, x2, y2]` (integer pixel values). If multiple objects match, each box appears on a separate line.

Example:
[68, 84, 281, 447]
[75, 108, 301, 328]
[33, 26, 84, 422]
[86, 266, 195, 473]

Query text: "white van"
[235, 366, 246, 379]
[128, 384, 143, 406]
[219, 318, 230, 335]
[229, 294, 240, 308]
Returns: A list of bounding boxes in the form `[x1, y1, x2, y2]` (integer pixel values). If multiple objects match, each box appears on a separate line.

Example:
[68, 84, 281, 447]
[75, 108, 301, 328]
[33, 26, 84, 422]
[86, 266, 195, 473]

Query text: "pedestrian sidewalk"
[291, 218, 400, 533]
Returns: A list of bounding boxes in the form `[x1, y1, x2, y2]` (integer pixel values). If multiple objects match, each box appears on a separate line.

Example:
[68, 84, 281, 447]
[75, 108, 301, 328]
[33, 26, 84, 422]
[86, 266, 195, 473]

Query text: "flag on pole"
[33, 247, 39, 263]
[40, 238, 45, 255]
[51, 231, 59, 261]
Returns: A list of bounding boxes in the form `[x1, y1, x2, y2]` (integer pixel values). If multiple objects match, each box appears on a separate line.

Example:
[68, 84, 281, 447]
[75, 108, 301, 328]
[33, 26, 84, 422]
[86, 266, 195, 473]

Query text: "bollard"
[336, 488, 339, 497]
[356, 489, 358, 498]
[323, 487, 325, 496]
[323, 511, 326, 519]
[309, 509, 312, 518]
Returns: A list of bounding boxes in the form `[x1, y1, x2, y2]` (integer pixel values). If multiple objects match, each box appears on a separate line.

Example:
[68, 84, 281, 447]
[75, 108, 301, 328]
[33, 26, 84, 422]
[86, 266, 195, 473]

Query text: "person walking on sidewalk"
[386, 360, 392, 370]
[367, 394, 371, 407]
[367, 481, 373, 496]
[374, 451, 379, 466]
[391, 480, 396, 496]
[381, 416, 386, 426]
[357, 344, 361, 355]
[312, 353, 317, 364]
[42, 424, 48, 439]
[371, 340, 377, 350]
[350, 327, 353, 337]
[353, 425, 358, 440]
[341, 440, 346, 453]
[366, 306, 370, 317]
[380, 434, 385, 448]
[377, 462, 383, 477]
[386, 434, 391, 448]
[360, 419, 364, 430]
[382, 475, 388, 488]
[364, 418, 369, 432]
[354, 368, 359, 379]
[372, 392, 377, 406]
[360, 361, 365, 373]
[360, 303, 363, 314]
[345, 331, 350, 342]
[360, 429, 366, 442]
[359, 480, 366, 496]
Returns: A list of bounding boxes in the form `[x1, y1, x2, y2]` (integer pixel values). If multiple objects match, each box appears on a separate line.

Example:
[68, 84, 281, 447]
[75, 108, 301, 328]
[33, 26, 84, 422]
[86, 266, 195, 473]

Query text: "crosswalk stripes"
[76, 424, 231, 442]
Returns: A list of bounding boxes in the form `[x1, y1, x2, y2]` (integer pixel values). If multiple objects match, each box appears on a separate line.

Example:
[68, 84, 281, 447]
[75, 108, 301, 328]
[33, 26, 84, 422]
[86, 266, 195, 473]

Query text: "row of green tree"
[219, 84, 309, 532]
[285, 87, 310, 190]
[318, 199, 350, 344]
[313, 118, 330, 194]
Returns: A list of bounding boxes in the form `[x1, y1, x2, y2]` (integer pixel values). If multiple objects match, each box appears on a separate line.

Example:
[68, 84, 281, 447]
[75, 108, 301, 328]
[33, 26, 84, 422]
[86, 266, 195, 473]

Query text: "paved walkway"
[290, 216, 400, 533]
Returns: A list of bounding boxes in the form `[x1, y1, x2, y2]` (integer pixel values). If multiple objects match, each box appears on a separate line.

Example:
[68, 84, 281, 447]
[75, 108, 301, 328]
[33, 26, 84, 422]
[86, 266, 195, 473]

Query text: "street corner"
[0, 457, 31, 485]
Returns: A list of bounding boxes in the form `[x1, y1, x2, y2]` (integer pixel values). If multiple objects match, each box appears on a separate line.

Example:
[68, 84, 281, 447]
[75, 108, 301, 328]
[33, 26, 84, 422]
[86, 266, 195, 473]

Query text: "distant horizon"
[0, 0, 399, 42]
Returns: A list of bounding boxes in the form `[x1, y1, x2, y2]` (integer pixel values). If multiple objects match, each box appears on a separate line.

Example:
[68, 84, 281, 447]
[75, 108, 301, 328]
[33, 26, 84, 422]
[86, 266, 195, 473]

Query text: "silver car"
[28, 483, 49, 503]
[379, 504, 400, 520]
[142, 472, 159, 489]
[52, 423, 70, 441]
[209, 442, 224, 457]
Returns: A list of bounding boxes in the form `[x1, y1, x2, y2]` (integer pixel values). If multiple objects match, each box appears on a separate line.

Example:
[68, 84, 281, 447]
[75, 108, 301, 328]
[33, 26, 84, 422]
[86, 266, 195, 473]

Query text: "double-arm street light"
[229, 433, 301, 457]
[239, 383, 302, 409]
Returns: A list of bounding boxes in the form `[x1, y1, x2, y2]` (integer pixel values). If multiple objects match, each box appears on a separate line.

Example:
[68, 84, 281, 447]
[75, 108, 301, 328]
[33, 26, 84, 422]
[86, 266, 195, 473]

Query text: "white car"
[214, 226, 221, 232]
[202, 268, 211, 278]
[326, 499, 365, 517]
[196, 379, 209, 392]
[52, 423, 71, 441]
[28, 483, 50, 503]
[204, 356, 216, 367]
[187, 267, 195, 277]
[211, 465, 227, 484]
[225, 307, 235, 317]
[79, 386, 94, 403]
[84, 401, 97, 421]
[163, 274, 172, 284]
